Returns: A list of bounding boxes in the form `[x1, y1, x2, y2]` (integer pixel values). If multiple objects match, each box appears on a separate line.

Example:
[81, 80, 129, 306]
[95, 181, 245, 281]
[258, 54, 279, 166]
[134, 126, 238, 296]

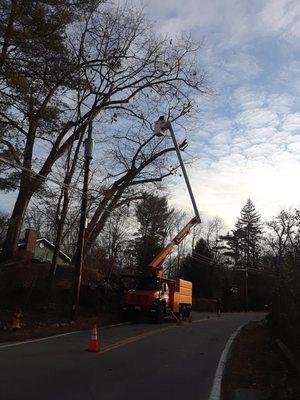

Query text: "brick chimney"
[24, 229, 38, 255]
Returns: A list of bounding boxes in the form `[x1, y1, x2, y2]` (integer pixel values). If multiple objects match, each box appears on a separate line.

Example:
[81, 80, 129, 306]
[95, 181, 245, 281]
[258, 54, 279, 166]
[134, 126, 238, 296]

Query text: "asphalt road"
[0, 312, 265, 400]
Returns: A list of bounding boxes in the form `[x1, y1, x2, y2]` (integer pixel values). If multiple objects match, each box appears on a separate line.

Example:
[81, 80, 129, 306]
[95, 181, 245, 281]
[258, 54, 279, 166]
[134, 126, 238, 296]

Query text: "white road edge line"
[0, 321, 132, 349]
[208, 323, 245, 400]
[0, 330, 84, 349]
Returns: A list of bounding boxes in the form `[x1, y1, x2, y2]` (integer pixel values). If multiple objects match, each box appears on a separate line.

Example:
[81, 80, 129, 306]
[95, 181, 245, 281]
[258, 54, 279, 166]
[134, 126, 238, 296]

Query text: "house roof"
[36, 238, 71, 262]
[18, 237, 71, 262]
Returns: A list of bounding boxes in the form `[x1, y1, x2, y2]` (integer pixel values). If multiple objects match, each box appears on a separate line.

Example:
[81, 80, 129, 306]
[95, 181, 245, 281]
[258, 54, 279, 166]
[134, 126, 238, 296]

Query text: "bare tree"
[98, 206, 134, 279]
[47, 128, 85, 293]
[164, 209, 189, 277]
[0, 2, 208, 260]
[24, 180, 82, 258]
[205, 216, 225, 264]
[265, 209, 297, 269]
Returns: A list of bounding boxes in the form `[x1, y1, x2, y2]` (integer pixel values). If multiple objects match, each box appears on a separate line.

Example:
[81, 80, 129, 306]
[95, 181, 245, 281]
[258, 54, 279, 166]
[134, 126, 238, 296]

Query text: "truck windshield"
[135, 277, 158, 290]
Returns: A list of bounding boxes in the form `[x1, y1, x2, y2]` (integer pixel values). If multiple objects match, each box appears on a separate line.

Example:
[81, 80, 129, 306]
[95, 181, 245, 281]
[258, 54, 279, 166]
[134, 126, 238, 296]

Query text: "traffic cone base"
[87, 324, 100, 352]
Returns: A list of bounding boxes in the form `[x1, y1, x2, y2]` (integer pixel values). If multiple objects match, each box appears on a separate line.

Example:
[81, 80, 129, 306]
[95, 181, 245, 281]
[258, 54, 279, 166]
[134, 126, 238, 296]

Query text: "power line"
[0, 155, 116, 216]
[0, 156, 209, 262]
[0, 155, 72, 190]
[190, 254, 213, 264]
[192, 250, 213, 261]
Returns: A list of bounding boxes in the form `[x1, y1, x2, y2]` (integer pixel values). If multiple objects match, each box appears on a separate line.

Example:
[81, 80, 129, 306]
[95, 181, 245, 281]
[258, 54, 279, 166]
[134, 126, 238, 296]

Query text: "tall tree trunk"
[1, 114, 37, 261]
[47, 128, 84, 293]
[47, 189, 69, 294]
[84, 187, 125, 256]
[1, 184, 32, 260]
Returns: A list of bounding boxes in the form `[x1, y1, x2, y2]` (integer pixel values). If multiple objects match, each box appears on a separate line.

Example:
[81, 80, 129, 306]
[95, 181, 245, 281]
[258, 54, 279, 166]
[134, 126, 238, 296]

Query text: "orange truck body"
[123, 277, 192, 321]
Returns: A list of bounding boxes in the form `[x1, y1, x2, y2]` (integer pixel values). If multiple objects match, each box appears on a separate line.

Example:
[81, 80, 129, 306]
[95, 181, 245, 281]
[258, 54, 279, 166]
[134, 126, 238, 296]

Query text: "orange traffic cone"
[87, 324, 99, 352]
[217, 309, 221, 317]
[188, 315, 193, 323]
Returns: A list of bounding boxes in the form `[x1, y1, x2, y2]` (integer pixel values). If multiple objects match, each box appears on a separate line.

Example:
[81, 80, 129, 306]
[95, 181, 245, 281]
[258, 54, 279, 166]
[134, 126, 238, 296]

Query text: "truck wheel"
[122, 310, 131, 321]
[155, 305, 164, 323]
[180, 306, 187, 321]
[185, 308, 191, 319]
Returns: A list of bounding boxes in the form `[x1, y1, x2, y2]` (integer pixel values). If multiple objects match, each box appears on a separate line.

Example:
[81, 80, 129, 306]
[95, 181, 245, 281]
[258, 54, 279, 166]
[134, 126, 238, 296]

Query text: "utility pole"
[245, 268, 249, 312]
[232, 267, 249, 311]
[71, 120, 94, 321]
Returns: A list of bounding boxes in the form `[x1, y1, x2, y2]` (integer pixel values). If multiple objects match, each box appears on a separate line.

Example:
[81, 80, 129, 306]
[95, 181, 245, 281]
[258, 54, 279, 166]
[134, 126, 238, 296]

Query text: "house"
[18, 229, 71, 265]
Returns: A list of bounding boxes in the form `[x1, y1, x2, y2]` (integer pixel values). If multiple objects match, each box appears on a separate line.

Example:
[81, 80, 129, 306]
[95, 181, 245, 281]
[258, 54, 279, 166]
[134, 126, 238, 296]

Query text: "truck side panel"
[179, 287, 192, 296]
[172, 292, 180, 313]
[176, 279, 192, 306]
[179, 293, 192, 305]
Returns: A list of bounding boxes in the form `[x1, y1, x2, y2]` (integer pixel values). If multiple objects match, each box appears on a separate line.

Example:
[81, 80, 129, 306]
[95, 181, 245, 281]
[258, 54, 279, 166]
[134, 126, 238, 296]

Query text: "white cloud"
[287, 141, 300, 154]
[258, 0, 300, 42]
[282, 113, 300, 132]
[210, 132, 231, 145]
[233, 87, 266, 110]
[236, 108, 279, 129]
[266, 94, 295, 114]
[247, 127, 277, 140]
[169, 146, 300, 227]
[245, 143, 278, 158]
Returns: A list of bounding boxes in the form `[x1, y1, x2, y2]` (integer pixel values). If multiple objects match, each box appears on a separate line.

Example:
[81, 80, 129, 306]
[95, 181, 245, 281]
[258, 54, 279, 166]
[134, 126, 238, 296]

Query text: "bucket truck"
[122, 117, 201, 322]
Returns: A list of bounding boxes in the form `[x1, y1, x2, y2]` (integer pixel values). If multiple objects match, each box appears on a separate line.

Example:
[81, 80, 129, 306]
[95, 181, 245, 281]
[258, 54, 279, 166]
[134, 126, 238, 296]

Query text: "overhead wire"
[1, 157, 213, 262]
[192, 250, 214, 262]
[0, 155, 117, 217]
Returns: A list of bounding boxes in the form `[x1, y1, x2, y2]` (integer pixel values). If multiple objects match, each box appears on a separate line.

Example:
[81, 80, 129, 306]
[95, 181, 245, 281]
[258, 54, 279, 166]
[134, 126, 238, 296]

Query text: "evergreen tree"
[133, 194, 174, 273]
[180, 238, 214, 298]
[236, 199, 262, 268]
[220, 199, 262, 268]
[219, 230, 241, 266]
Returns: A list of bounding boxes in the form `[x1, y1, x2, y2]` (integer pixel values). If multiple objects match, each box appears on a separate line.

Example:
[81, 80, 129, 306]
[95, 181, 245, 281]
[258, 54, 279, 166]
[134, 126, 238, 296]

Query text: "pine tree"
[219, 231, 241, 266]
[219, 199, 262, 268]
[133, 194, 174, 273]
[180, 238, 214, 297]
[235, 199, 262, 268]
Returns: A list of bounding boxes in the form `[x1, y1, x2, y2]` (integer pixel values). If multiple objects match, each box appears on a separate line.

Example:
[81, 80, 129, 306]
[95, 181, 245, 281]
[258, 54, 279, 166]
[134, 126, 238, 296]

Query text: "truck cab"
[123, 276, 168, 321]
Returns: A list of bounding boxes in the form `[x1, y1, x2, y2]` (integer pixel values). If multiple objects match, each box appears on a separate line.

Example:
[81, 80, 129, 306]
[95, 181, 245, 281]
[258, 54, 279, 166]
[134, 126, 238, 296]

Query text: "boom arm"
[149, 217, 199, 276]
[150, 117, 202, 277]
[154, 117, 201, 223]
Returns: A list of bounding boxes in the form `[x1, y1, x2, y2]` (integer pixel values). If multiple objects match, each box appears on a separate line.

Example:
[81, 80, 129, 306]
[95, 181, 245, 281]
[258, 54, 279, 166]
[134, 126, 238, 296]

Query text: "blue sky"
[142, 0, 300, 226]
[1, 0, 300, 228]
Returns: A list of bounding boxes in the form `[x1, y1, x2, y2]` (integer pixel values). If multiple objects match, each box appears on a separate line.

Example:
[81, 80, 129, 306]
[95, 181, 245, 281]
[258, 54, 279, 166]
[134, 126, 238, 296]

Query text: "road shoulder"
[221, 320, 300, 400]
[0, 311, 125, 344]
